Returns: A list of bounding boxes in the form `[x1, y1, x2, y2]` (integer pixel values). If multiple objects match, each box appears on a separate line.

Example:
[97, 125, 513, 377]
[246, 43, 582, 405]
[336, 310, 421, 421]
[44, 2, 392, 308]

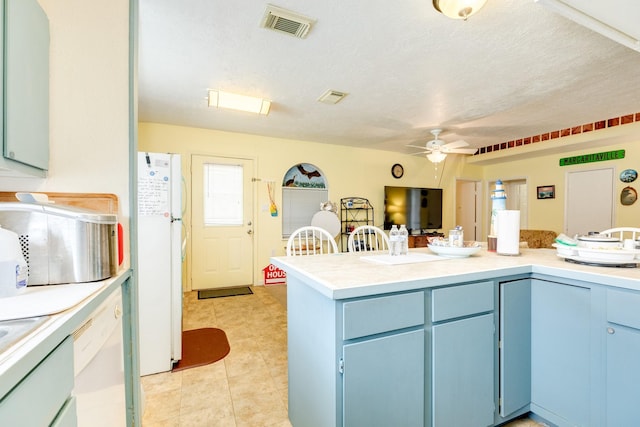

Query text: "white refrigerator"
[137, 152, 183, 376]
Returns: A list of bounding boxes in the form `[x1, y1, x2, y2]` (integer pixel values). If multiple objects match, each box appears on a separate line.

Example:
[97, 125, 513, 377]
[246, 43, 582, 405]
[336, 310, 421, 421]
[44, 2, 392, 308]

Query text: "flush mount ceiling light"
[433, 0, 488, 20]
[427, 151, 447, 163]
[208, 90, 271, 115]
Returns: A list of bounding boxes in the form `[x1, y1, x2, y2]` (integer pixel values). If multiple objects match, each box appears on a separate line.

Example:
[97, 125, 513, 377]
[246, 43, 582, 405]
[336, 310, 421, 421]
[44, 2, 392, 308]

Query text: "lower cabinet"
[431, 281, 495, 427]
[343, 329, 424, 427]
[432, 314, 495, 427]
[0, 336, 75, 426]
[499, 279, 531, 419]
[605, 289, 640, 427]
[531, 279, 591, 426]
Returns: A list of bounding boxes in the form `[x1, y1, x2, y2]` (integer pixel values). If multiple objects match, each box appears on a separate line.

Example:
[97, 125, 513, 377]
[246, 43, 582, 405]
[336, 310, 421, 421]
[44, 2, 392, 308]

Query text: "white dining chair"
[599, 227, 640, 242]
[286, 226, 339, 256]
[347, 225, 390, 252]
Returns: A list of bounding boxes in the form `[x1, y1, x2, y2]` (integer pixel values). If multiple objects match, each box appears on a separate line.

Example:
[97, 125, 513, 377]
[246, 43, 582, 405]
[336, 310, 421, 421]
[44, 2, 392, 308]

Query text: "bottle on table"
[399, 224, 409, 255]
[389, 225, 399, 256]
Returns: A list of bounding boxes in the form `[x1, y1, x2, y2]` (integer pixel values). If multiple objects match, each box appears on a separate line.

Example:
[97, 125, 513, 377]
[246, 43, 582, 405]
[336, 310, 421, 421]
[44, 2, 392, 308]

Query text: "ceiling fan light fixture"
[433, 0, 488, 20]
[208, 90, 271, 115]
[427, 151, 447, 163]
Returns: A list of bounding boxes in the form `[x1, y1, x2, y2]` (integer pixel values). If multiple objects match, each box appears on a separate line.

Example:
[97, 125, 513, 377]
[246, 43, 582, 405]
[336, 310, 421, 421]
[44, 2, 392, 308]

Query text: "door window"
[203, 163, 243, 226]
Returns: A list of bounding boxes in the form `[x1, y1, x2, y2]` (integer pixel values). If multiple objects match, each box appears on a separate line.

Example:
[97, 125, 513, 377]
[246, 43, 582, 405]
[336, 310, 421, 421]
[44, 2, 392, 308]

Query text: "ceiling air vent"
[317, 90, 348, 105]
[261, 5, 315, 39]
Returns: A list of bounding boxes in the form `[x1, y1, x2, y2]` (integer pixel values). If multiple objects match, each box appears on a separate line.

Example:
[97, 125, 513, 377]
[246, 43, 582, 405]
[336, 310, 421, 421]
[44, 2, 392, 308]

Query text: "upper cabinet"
[1, 0, 50, 177]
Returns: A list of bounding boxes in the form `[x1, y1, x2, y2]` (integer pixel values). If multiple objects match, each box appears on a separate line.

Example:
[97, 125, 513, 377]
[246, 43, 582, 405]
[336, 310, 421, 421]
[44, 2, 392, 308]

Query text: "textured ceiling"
[138, 0, 640, 156]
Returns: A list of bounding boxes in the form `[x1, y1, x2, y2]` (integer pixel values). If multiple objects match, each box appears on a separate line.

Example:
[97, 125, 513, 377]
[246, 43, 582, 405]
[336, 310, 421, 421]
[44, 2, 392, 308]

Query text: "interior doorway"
[456, 180, 482, 241]
[488, 178, 528, 233]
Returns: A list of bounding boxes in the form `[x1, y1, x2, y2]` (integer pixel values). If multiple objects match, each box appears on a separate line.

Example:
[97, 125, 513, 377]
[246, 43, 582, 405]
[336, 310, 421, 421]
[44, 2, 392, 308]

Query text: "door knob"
[247, 229, 253, 235]
[607, 327, 615, 335]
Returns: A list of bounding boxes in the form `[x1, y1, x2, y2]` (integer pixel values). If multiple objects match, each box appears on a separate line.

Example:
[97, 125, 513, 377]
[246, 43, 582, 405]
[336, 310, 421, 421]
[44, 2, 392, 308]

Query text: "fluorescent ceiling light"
[433, 0, 488, 20]
[208, 90, 271, 115]
[427, 151, 447, 163]
[535, 0, 640, 52]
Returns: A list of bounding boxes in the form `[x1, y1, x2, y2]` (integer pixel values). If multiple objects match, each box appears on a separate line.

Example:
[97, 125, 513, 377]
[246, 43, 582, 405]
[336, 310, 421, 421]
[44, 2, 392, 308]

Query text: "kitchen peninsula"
[272, 249, 640, 427]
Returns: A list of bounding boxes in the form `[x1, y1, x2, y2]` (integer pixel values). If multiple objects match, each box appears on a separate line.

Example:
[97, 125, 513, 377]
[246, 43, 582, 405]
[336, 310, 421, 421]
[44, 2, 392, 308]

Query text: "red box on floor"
[263, 263, 286, 285]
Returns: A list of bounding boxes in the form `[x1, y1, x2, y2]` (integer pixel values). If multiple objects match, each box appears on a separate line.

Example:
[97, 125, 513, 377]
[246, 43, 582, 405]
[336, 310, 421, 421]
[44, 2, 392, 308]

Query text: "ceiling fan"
[408, 129, 478, 163]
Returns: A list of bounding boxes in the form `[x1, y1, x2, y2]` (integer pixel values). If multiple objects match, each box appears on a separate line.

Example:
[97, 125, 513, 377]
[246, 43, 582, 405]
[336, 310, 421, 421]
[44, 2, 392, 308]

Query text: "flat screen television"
[384, 186, 443, 232]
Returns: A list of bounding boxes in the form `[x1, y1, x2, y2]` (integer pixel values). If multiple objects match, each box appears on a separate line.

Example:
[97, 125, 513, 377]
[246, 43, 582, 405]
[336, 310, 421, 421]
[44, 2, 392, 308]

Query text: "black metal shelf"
[340, 197, 373, 252]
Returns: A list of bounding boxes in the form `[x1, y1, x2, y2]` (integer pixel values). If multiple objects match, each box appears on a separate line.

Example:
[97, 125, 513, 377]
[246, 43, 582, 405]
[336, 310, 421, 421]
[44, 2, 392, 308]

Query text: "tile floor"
[141, 285, 542, 427]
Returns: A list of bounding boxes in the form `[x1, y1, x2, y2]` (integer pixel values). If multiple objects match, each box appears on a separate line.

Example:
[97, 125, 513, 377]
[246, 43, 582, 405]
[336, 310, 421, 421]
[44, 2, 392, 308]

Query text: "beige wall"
[463, 122, 640, 238]
[0, 0, 131, 264]
[139, 122, 462, 288]
[140, 121, 640, 288]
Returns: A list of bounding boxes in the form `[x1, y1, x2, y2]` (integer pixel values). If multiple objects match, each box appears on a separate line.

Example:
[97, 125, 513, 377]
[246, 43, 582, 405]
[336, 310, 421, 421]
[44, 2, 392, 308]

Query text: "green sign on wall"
[559, 150, 625, 166]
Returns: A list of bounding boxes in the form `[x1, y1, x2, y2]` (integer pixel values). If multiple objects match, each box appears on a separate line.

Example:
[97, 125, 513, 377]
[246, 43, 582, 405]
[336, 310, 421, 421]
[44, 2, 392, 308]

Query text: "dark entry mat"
[198, 286, 253, 299]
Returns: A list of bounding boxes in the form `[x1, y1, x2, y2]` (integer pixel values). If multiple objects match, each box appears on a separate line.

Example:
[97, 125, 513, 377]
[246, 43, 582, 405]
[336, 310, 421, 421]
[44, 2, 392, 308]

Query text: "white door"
[565, 168, 614, 236]
[191, 155, 254, 290]
[456, 180, 481, 241]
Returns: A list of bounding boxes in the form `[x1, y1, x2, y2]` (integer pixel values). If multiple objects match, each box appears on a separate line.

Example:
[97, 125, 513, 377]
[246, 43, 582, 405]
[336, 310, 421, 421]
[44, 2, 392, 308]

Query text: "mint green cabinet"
[0, 336, 75, 426]
[499, 278, 531, 419]
[343, 329, 424, 426]
[1, 0, 49, 176]
[342, 291, 425, 427]
[605, 288, 640, 427]
[431, 281, 495, 427]
[531, 279, 591, 426]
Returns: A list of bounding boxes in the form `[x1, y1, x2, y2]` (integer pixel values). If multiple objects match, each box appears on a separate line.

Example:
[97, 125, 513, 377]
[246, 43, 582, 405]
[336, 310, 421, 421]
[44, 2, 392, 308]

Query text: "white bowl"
[552, 243, 578, 256]
[428, 244, 481, 258]
[576, 247, 637, 262]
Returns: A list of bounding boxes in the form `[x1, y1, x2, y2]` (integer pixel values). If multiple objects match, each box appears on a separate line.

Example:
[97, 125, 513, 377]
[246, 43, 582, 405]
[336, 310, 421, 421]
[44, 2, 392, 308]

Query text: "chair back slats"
[286, 226, 339, 256]
[347, 225, 389, 252]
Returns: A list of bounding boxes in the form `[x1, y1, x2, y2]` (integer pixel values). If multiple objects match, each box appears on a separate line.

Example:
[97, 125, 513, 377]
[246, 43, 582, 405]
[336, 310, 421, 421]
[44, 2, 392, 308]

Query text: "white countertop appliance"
[0, 202, 117, 285]
[137, 152, 183, 375]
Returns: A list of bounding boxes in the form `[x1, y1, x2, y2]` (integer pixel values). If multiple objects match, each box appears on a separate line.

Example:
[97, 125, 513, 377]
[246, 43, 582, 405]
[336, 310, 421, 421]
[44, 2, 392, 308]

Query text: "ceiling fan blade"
[407, 144, 435, 152]
[445, 148, 478, 155]
[409, 151, 429, 156]
[442, 139, 469, 149]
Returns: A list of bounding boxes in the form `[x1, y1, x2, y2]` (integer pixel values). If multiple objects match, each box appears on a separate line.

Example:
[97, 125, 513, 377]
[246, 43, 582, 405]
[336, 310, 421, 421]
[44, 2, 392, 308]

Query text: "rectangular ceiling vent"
[318, 90, 348, 105]
[261, 5, 315, 39]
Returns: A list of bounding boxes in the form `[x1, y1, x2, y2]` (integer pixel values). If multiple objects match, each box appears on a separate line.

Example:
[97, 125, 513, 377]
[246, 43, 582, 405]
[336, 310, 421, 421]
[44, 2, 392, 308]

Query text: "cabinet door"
[606, 324, 640, 427]
[343, 329, 424, 427]
[432, 314, 495, 427]
[531, 279, 590, 426]
[4, 0, 50, 170]
[499, 279, 531, 417]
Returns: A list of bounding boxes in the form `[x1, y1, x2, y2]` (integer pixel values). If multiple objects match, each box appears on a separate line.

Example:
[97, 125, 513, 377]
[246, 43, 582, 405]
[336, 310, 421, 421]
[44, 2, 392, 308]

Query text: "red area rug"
[172, 328, 230, 372]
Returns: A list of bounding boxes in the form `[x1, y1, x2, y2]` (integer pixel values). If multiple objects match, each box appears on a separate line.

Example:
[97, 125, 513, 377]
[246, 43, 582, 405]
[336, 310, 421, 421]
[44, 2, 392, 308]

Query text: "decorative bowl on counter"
[427, 243, 482, 258]
[576, 246, 638, 262]
[552, 243, 578, 256]
[576, 234, 622, 250]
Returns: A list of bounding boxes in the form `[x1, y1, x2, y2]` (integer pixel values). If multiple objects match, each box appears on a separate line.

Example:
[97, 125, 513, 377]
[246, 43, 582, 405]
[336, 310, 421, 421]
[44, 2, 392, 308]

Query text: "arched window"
[281, 163, 328, 237]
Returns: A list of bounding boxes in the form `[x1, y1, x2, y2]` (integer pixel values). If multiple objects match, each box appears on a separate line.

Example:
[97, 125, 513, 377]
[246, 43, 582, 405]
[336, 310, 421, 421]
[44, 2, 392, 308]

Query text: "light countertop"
[0, 270, 131, 400]
[271, 248, 640, 299]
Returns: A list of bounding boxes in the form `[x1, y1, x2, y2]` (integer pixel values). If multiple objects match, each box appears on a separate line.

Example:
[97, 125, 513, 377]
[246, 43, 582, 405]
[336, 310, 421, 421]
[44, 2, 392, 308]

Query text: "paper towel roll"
[497, 210, 520, 255]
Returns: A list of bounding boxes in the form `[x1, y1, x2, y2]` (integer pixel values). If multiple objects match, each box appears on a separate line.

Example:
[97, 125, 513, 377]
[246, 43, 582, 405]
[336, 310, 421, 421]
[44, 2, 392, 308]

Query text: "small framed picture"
[537, 185, 555, 199]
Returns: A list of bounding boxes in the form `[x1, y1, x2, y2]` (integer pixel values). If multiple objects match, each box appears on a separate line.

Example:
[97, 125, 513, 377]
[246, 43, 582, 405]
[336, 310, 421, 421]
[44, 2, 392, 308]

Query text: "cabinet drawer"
[343, 291, 424, 340]
[607, 289, 640, 329]
[0, 336, 74, 426]
[432, 281, 494, 322]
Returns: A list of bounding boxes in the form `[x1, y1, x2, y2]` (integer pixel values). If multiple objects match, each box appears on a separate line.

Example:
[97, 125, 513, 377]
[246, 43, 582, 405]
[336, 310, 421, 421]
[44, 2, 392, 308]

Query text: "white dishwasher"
[72, 286, 126, 426]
